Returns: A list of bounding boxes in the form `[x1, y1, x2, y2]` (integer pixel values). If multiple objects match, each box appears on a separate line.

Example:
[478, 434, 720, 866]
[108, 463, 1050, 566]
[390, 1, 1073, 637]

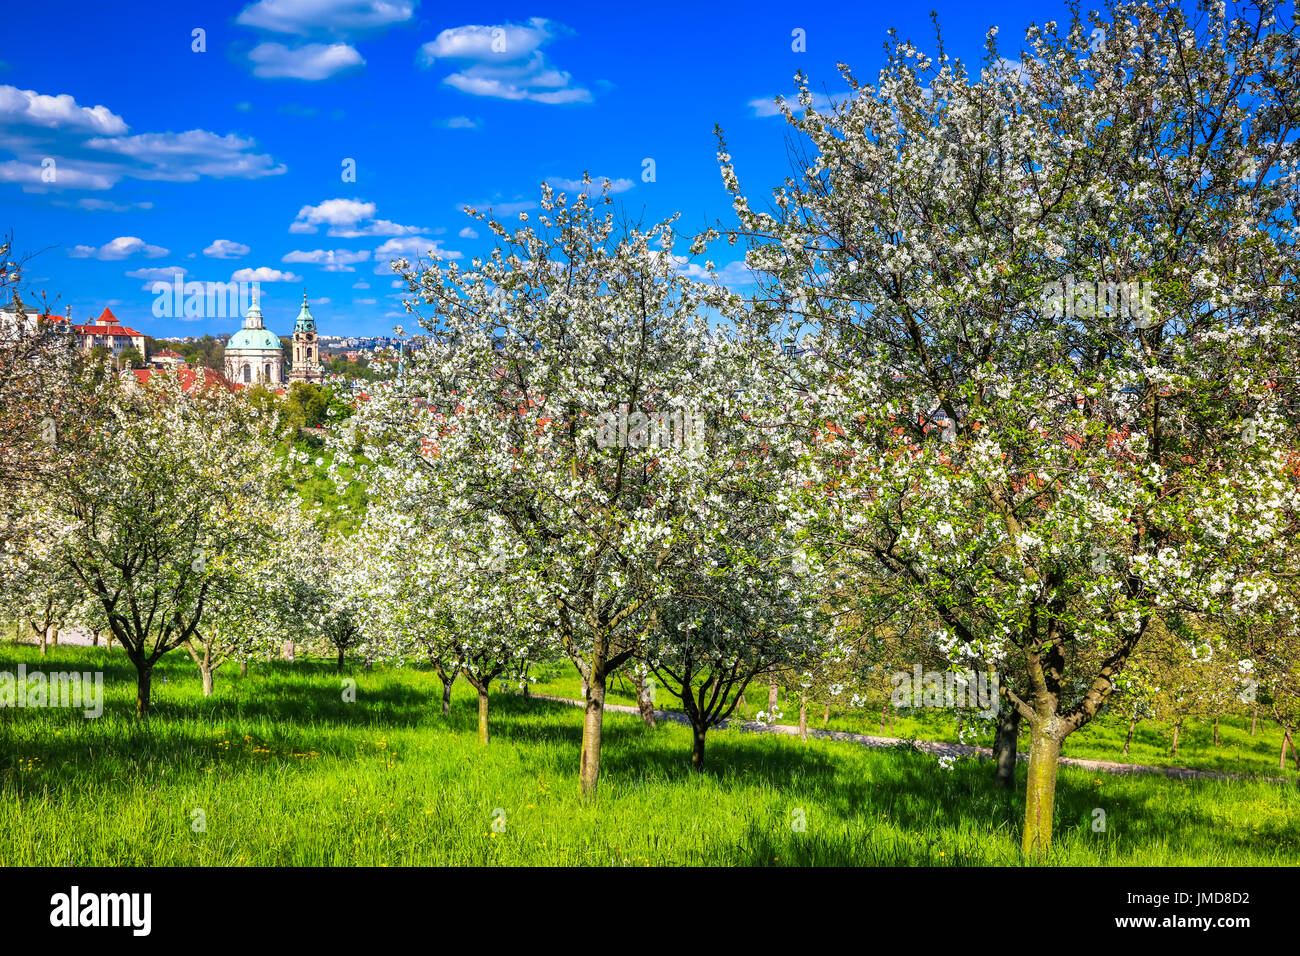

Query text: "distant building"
[149, 348, 186, 368]
[0, 303, 146, 361]
[70, 307, 146, 359]
[224, 291, 327, 387]
[288, 293, 324, 385]
[224, 295, 284, 386]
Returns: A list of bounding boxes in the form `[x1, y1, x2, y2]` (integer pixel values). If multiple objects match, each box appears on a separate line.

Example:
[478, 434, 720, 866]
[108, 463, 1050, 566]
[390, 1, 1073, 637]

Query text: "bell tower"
[289, 291, 324, 384]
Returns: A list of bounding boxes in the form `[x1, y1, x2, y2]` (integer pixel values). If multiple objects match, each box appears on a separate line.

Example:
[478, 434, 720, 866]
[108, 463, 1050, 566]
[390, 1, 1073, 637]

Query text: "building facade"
[223, 296, 284, 386]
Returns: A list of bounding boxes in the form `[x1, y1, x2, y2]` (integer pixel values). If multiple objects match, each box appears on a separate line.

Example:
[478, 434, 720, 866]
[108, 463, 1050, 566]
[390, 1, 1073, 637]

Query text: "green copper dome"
[227, 295, 282, 351]
[294, 292, 316, 333]
[227, 326, 283, 350]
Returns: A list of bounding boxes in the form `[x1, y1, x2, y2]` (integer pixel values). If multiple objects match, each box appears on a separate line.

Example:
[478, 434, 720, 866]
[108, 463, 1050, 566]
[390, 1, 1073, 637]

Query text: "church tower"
[289, 292, 324, 385]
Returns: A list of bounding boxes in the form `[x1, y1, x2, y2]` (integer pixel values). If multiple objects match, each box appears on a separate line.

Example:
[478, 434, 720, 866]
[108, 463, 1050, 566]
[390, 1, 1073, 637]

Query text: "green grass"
[0, 645, 1296, 866]
[528, 666, 1299, 781]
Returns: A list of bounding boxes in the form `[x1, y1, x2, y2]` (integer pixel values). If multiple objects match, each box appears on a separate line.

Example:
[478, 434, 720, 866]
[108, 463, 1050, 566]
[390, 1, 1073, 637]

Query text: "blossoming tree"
[348, 181, 797, 794]
[38, 373, 287, 715]
[718, 0, 1300, 850]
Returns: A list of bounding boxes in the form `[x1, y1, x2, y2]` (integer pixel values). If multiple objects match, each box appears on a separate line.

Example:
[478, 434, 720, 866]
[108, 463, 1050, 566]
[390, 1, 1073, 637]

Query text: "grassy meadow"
[1, 644, 1296, 866]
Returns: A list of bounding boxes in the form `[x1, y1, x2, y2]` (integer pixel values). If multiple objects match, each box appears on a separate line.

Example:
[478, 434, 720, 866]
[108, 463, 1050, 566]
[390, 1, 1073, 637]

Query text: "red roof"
[131, 367, 236, 395]
[42, 308, 144, 337]
[75, 322, 144, 337]
[154, 349, 184, 359]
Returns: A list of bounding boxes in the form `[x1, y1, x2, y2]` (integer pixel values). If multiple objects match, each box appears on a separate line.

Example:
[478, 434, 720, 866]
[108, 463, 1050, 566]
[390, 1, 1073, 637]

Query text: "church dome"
[227, 326, 282, 351]
[227, 294, 283, 351]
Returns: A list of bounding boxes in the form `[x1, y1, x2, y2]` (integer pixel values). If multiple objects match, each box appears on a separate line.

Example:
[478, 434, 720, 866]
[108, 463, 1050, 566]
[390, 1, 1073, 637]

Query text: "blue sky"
[1, 0, 1082, 339]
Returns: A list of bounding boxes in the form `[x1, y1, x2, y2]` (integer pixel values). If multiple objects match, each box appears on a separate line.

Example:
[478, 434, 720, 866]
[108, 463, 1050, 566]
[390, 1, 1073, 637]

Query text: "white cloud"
[461, 197, 537, 217]
[290, 197, 372, 231]
[127, 264, 188, 291]
[351, 280, 370, 289]
[85, 129, 287, 182]
[748, 92, 846, 118]
[355, 297, 377, 304]
[675, 259, 757, 288]
[439, 116, 481, 129]
[249, 42, 364, 80]
[76, 198, 154, 212]
[204, 239, 251, 259]
[418, 19, 591, 105]
[289, 197, 421, 237]
[237, 0, 416, 37]
[69, 236, 169, 260]
[126, 265, 188, 282]
[336, 219, 420, 238]
[546, 175, 633, 195]
[282, 248, 371, 272]
[232, 266, 303, 282]
[0, 85, 127, 134]
[373, 236, 460, 273]
[458, 226, 478, 239]
[0, 159, 117, 191]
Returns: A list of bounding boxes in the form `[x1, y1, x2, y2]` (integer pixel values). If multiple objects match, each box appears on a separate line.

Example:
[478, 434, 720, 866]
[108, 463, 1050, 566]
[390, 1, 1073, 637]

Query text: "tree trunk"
[880, 704, 888, 732]
[798, 691, 808, 740]
[50, 627, 58, 646]
[1213, 714, 1220, 747]
[581, 674, 590, 700]
[690, 722, 707, 771]
[200, 662, 214, 697]
[767, 680, 778, 713]
[240, 659, 248, 678]
[136, 660, 153, 718]
[440, 675, 453, 717]
[1123, 715, 1138, 756]
[92, 629, 99, 647]
[477, 688, 489, 745]
[631, 671, 655, 727]
[738, 690, 750, 718]
[106, 631, 113, 652]
[1281, 729, 1291, 771]
[993, 708, 1020, 788]
[579, 664, 606, 798]
[282, 640, 295, 662]
[822, 702, 831, 726]
[1170, 720, 1182, 757]
[1021, 723, 1061, 855]
[337, 646, 345, 673]
[1250, 708, 1257, 736]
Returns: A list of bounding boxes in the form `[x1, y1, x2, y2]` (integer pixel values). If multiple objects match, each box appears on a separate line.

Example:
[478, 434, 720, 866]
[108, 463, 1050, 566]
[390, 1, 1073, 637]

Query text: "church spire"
[294, 290, 316, 333]
[244, 292, 264, 329]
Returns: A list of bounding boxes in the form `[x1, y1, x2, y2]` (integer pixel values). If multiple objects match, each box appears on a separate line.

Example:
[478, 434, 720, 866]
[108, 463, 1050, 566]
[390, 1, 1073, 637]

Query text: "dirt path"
[527, 692, 1293, 784]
